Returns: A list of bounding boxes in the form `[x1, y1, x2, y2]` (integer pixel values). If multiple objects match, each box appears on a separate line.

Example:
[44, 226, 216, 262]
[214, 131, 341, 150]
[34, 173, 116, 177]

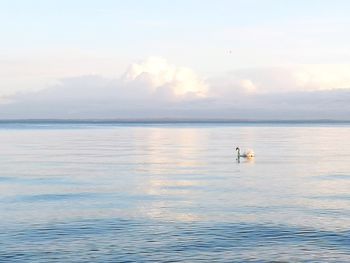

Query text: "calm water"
[1, 123, 350, 262]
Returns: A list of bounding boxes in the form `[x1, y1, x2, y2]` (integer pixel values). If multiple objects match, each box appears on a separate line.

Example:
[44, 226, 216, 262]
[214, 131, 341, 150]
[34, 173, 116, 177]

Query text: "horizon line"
[0, 118, 350, 124]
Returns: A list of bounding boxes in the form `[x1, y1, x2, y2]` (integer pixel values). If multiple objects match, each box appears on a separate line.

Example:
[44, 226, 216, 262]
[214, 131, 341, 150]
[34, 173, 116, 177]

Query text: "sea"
[0, 121, 349, 262]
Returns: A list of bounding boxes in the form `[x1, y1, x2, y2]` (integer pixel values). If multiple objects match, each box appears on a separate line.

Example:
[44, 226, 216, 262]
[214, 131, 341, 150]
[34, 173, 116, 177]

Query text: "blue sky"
[1, 0, 350, 119]
[2, 0, 349, 67]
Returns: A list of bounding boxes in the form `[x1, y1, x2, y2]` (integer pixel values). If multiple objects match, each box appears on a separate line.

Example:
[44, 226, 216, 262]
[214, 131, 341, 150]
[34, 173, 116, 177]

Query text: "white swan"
[236, 147, 255, 159]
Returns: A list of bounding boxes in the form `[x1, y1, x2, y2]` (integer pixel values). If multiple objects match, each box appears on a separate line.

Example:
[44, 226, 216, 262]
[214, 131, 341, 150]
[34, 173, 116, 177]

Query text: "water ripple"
[1, 219, 349, 262]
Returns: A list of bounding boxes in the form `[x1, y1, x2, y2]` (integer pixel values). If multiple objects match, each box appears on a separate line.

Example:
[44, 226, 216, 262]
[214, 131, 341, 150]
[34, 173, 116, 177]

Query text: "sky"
[1, 0, 350, 119]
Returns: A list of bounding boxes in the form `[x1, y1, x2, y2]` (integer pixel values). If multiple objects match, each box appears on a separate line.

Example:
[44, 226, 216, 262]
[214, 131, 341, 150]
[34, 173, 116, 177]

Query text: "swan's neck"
[237, 148, 240, 158]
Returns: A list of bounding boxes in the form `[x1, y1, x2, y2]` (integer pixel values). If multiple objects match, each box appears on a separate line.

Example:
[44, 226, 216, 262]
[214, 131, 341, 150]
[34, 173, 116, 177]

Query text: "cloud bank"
[0, 57, 349, 120]
[123, 57, 208, 98]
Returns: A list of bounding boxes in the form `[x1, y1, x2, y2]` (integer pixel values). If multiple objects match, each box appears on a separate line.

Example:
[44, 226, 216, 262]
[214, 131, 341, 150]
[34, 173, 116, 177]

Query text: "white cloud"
[239, 79, 257, 94]
[211, 65, 350, 98]
[122, 57, 208, 98]
[294, 65, 350, 91]
[1, 57, 350, 119]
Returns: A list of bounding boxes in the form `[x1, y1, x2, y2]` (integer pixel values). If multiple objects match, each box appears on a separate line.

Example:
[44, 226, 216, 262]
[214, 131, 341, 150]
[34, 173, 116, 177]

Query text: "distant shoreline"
[0, 119, 350, 124]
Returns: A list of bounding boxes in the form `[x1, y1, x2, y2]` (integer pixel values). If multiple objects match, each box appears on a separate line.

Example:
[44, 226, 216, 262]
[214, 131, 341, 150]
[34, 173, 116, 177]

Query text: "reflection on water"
[0, 123, 350, 262]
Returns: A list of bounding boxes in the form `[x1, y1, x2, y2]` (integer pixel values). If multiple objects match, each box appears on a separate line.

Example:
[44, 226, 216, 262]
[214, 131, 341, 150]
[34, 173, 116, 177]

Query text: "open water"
[0, 122, 349, 262]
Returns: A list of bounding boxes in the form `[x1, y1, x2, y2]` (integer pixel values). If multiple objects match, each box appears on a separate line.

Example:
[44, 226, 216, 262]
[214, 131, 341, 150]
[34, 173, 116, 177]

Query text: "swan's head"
[236, 147, 240, 151]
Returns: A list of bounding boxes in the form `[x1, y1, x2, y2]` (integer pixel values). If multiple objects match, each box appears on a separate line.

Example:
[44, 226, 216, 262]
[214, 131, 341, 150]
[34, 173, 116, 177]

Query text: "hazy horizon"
[1, 118, 350, 123]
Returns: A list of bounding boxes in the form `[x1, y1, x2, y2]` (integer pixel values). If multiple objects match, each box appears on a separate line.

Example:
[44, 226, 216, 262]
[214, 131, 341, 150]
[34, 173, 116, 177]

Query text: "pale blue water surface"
[0, 122, 350, 262]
